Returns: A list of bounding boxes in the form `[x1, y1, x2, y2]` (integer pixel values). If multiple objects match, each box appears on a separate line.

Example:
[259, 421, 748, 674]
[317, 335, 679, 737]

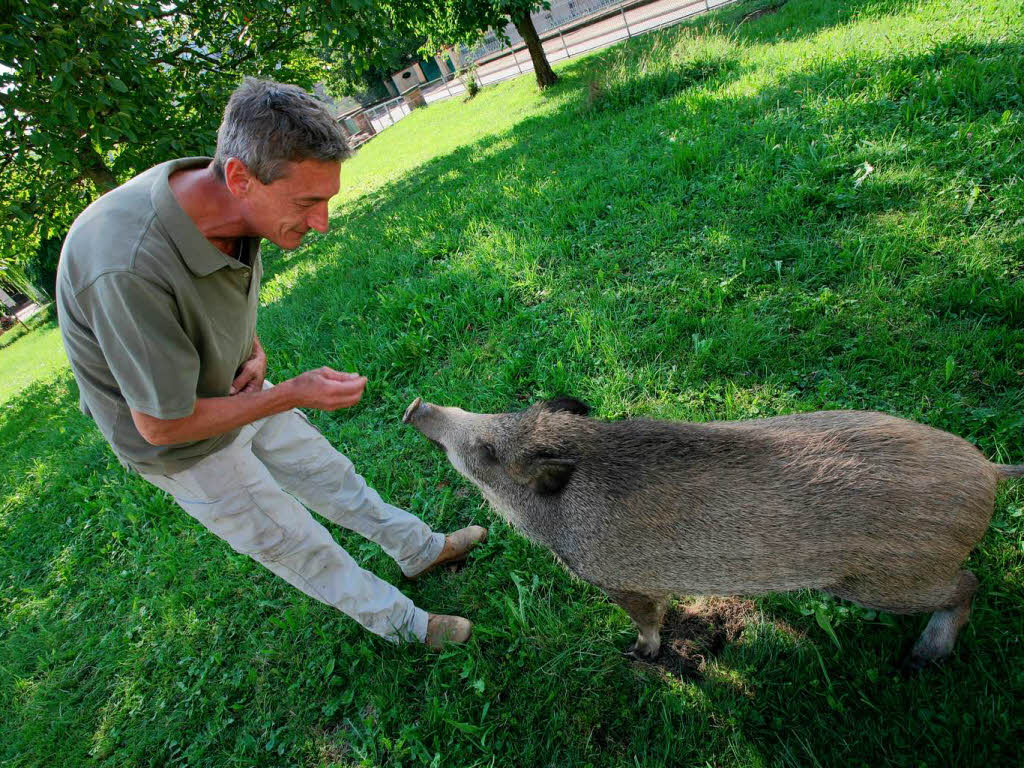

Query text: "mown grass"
[2, 0, 1023, 765]
[0, 305, 67, 404]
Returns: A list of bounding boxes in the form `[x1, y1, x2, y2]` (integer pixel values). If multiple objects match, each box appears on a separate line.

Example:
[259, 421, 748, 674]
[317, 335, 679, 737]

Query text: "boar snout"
[402, 397, 444, 448]
[403, 398, 473, 454]
[402, 397, 425, 424]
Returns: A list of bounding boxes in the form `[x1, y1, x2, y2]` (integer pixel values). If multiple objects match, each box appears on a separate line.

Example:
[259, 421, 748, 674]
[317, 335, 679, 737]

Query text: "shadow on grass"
[248, 9, 1024, 764]
[0, 374, 380, 764]
[2, 372, 1021, 767]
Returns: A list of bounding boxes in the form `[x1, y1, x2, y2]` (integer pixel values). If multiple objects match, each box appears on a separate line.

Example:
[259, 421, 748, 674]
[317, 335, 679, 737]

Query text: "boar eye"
[478, 442, 498, 464]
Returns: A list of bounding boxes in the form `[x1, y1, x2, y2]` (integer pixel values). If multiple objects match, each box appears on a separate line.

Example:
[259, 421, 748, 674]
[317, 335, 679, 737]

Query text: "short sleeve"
[80, 271, 199, 419]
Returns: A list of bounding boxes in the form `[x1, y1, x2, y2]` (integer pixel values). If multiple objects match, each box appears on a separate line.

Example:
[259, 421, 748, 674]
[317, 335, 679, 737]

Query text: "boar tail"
[995, 464, 1024, 480]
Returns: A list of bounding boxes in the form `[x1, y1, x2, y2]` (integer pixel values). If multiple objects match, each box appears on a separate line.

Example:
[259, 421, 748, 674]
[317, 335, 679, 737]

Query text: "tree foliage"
[1, 0, 558, 298]
[0, 0, 330, 294]
[320, 29, 428, 100]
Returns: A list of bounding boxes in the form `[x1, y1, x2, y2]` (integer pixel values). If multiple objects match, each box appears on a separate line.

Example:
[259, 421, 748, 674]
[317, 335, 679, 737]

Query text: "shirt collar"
[150, 157, 256, 277]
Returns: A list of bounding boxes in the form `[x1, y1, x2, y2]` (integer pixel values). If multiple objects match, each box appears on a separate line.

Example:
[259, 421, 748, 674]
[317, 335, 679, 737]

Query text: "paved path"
[14, 302, 45, 322]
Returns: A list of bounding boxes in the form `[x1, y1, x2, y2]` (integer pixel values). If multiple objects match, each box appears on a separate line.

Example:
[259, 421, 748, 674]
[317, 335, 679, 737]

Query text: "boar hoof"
[899, 647, 950, 676]
[625, 639, 661, 661]
[899, 652, 933, 676]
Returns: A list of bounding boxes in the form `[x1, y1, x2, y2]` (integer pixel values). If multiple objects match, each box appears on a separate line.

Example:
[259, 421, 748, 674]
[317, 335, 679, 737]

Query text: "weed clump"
[460, 63, 481, 100]
[583, 27, 739, 112]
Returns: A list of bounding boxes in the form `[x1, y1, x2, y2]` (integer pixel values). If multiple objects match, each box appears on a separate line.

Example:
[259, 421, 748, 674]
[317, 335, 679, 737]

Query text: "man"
[55, 77, 486, 648]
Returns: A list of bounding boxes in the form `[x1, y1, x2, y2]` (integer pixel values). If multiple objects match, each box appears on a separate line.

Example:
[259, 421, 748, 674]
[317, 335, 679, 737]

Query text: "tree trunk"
[511, 11, 558, 89]
[448, 45, 464, 71]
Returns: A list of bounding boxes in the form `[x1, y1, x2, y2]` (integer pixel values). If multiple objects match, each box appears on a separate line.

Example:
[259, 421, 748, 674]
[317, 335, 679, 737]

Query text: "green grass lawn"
[3, 0, 1023, 765]
[0, 306, 67, 405]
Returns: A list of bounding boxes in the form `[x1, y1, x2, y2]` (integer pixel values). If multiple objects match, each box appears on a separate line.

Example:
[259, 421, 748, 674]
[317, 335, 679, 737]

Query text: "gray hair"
[212, 78, 349, 184]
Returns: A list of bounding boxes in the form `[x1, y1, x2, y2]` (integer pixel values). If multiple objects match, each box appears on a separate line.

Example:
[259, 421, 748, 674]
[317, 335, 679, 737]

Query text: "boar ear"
[541, 397, 590, 417]
[525, 456, 576, 495]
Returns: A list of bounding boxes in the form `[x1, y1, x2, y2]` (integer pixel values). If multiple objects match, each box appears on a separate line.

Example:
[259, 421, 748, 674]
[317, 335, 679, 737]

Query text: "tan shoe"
[408, 525, 488, 579]
[425, 614, 473, 649]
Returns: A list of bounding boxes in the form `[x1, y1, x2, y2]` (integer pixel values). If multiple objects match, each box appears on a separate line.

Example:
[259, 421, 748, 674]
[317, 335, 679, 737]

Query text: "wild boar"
[402, 396, 1022, 670]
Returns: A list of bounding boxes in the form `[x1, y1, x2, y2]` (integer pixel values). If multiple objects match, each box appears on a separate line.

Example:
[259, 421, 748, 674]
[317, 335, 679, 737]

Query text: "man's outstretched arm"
[131, 368, 367, 446]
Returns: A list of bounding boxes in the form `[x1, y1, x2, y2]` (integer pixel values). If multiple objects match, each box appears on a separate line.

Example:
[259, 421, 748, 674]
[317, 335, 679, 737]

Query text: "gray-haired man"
[56, 78, 485, 647]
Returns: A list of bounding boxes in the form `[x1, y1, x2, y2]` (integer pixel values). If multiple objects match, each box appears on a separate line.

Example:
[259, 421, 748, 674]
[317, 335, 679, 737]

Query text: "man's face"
[233, 158, 342, 249]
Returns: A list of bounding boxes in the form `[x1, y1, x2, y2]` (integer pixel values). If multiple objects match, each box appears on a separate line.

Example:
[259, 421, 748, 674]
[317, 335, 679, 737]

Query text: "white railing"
[363, 96, 413, 133]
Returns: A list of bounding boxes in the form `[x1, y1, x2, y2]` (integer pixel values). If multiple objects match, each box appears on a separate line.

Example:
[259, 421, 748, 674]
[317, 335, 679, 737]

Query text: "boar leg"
[826, 569, 979, 671]
[606, 589, 669, 660]
[904, 569, 979, 673]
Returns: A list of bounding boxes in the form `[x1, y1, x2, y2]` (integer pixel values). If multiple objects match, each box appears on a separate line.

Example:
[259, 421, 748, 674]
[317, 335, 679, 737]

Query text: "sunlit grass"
[0, 307, 67, 405]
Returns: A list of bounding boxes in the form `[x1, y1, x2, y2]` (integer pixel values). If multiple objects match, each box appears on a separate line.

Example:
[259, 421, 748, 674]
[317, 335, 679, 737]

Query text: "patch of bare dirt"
[644, 597, 757, 681]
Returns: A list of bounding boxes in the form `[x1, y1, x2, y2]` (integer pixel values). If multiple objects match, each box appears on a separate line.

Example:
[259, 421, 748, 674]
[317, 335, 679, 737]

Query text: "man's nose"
[307, 202, 329, 233]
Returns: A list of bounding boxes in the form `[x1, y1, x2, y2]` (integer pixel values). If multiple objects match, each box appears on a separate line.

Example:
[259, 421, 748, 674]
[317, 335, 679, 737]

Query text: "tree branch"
[151, 44, 225, 68]
[150, 27, 305, 73]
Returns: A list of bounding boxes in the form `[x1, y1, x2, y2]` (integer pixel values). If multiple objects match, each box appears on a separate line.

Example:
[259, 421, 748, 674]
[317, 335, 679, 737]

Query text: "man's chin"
[270, 231, 307, 250]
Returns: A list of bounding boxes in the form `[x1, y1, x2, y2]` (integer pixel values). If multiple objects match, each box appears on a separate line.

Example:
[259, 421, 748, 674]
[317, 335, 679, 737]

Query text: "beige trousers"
[141, 397, 444, 643]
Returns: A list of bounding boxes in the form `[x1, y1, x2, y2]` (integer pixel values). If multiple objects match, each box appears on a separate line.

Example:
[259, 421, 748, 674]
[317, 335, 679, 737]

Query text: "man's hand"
[283, 367, 367, 411]
[131, 366, 368, 446]
[231, 336, 267, 395]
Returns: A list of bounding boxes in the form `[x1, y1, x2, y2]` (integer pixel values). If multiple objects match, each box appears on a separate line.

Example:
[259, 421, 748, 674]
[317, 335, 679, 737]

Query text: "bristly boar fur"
[403, 397, 1023, 671]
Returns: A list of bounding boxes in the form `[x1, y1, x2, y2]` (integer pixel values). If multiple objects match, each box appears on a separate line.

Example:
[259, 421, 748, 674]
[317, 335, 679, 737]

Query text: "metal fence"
[364, 96, 413, 134]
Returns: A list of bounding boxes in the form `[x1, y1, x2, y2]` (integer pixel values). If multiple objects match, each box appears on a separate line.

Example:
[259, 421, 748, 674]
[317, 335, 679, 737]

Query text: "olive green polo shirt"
[56, 157, 263, 474]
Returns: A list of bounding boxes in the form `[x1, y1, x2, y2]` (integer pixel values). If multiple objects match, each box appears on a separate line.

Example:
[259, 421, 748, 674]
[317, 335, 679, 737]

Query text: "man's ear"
[540, 397, 590, 417]
[224, 157, 255, 198]
[524, 455, 576, 495]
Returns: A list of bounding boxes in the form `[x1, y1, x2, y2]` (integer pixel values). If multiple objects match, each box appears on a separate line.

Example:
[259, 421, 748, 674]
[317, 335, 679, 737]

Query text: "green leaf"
[815, 605, 842, 650]
[445, 720, 482, 735]
[107, 75, 129, 92]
